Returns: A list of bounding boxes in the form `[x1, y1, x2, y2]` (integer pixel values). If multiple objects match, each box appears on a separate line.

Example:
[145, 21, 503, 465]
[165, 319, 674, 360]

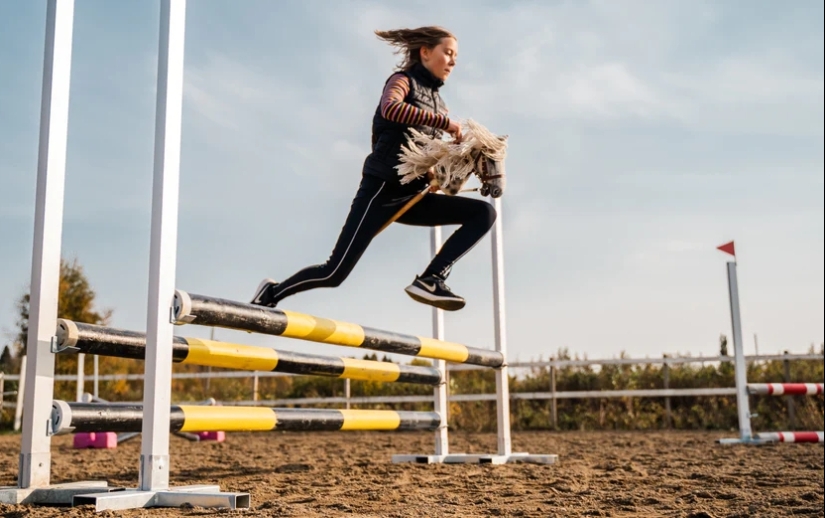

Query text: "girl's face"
[421, 37, 458, 81]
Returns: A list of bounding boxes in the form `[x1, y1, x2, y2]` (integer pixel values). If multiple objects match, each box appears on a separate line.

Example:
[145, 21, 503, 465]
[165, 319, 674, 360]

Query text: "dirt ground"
[0, 429, 822, 517]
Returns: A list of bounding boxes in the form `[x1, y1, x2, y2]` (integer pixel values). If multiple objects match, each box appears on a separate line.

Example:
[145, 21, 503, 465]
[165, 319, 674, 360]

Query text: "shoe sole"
[404, 285, 465, 311]
[251, 278, 277, 305]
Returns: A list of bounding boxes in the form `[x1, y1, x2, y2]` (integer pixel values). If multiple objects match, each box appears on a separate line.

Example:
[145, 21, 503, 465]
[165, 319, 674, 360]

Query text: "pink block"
[73, 432, 118, 449]
[197, 431, 225, 442]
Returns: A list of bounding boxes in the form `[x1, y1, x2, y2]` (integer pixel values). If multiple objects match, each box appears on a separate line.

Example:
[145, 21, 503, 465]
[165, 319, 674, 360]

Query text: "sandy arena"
[0, 430, 822, 517]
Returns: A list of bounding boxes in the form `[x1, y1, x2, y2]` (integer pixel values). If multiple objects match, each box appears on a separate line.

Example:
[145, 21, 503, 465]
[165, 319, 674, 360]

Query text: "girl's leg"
[250, 175, 399, 307]
[398, 192, 497, 278]
[395, 193, 497, 310]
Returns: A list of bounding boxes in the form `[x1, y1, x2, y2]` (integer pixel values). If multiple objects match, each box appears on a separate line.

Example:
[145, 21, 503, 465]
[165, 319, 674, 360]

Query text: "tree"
[0, 344, 14, 372]
[13, 257, 113, 357]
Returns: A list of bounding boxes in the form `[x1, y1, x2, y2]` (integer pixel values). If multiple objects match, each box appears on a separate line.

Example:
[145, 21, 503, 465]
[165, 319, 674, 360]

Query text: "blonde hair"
[374, 26, 456, 71]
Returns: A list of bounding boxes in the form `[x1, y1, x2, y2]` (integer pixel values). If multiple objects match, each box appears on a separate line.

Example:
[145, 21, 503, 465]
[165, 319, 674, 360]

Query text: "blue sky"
[1, 0, 822, 366]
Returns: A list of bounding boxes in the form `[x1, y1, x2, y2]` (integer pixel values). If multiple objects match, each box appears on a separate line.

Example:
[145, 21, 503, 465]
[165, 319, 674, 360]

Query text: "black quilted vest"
[363, 62, 448, 183]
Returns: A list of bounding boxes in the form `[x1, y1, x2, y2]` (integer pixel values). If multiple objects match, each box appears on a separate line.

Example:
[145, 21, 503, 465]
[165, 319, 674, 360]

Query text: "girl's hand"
[426, 168, 440, 192]
[446, 119, 462, 142]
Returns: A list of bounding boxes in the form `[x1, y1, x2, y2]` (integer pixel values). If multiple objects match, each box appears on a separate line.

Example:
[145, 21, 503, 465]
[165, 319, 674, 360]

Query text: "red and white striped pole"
[748, 383, 823, 396]
[755, 432, 824, 443]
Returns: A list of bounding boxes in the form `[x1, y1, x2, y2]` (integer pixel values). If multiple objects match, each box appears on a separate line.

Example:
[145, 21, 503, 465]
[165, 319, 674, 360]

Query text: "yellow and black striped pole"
[50, 400, 441, 434]
[57, 319, 442, 385]
[173, 290, 504, 368]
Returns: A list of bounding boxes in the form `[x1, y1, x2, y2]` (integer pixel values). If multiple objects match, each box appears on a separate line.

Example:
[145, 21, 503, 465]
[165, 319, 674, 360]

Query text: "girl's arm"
[380, 73, 451, 130]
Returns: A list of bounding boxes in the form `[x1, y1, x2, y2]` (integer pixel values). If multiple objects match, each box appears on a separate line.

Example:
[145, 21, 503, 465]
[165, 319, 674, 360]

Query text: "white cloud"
[556, 62, 668, 120]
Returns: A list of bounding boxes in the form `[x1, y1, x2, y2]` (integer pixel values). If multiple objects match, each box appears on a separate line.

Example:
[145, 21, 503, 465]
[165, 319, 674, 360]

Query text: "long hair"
[374, 26, 456, 71]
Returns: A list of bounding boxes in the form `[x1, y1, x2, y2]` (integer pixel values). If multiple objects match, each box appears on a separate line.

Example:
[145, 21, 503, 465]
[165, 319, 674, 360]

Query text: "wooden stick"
[377, 179, 438, 235]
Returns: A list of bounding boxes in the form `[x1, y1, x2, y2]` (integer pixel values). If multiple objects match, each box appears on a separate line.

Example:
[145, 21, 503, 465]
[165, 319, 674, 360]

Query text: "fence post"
[783, 350, 795, 428]
[93, 354, 99, 398]
[345, 378, 351, 409]
[14, 355, 27, 432]
[663, 355, 672, 429]
[206, 327, 214, 393]
[252, 373, 259, 403]
[550, 358, 557, 430]
[76, 352, 84, 401]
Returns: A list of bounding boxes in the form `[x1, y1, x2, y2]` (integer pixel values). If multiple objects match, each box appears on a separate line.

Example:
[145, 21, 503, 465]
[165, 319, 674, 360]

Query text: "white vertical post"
[139, 0, 187, 492]
[430, 227, 449, 456]
[75, 353, 84, 401]
[726, 261, 752, 440]
[93, 354, 99, 398]
[490, 197, 512, 456]
[206, 327, 213, 392]
[14, 356, 27, 432]
[18, 0, 75, 489]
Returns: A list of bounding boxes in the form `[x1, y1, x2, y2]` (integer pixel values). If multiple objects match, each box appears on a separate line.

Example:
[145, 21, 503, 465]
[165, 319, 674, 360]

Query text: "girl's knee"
[479, 200, 497, 228]
[327, 274, 347, 288]
[323, 264, 353, 288]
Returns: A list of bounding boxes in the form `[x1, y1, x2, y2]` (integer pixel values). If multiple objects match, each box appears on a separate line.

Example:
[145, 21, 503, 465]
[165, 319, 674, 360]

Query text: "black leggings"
[268, 174, 496, 305]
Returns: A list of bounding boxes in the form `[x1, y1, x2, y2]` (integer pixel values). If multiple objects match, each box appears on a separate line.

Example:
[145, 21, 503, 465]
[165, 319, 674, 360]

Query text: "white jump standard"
[0, 0, 115, 506]
[1, 0, 249, 510]
[714, 248, 824, 446]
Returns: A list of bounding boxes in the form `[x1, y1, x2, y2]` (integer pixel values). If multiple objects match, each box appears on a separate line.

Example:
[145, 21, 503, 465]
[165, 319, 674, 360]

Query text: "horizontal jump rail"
[747, 383, 823, 396]
[51, 401, 440, 434]
[755, 432, 824, 443]
[56, 319, 441, 386]
[172, 290, 504, 368]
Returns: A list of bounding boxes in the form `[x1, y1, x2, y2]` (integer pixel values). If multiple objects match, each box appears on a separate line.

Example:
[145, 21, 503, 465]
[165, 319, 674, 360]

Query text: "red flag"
[717, 240, 735, 257]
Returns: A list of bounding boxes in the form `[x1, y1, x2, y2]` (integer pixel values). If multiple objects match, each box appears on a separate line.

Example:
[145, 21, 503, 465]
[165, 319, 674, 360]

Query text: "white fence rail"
[221, 387, 740, 407]
[3, 352, 822, 383]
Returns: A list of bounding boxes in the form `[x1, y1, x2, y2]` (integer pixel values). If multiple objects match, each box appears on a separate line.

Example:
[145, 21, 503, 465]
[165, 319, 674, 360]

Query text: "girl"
[250, 26, 496, 312]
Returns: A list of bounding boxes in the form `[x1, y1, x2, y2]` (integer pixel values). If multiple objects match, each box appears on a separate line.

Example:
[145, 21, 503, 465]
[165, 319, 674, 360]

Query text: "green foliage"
[1, 257, 114, 427]
[13, 257, 113, 355]
[0, 346, 13, 371]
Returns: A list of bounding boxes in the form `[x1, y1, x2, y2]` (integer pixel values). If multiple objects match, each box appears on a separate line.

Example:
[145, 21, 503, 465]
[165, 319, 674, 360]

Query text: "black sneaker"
[404, 274, 466, 311]
[250, 278, 279, 307]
